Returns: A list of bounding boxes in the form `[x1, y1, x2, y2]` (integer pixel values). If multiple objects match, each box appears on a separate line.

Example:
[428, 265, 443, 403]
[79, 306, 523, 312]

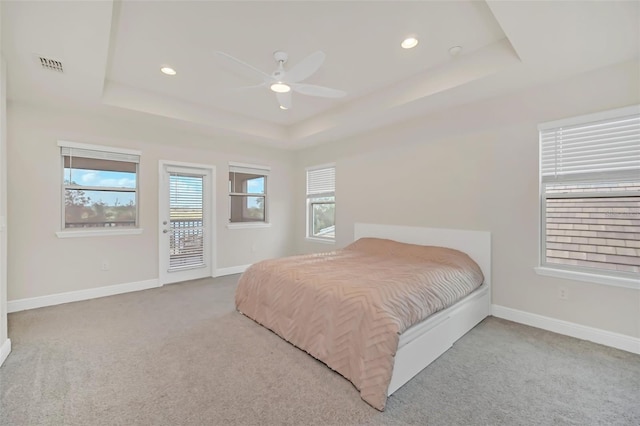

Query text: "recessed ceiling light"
[270, 82, 291, 93]
[160, 67, 176, 76]
[401, 37, 419, 49]
[279, 105, 288, 110]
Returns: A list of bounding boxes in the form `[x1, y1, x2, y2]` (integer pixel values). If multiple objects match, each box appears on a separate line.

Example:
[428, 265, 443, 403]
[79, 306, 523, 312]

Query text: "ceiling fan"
[214, 50, 346, 110]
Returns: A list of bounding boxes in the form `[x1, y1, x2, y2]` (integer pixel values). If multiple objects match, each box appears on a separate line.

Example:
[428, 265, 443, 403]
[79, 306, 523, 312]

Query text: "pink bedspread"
[235, 238, 484, 410]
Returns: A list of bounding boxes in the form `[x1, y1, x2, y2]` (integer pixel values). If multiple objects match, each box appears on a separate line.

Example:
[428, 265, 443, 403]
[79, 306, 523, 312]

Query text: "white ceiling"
[2, 1, 639, 149]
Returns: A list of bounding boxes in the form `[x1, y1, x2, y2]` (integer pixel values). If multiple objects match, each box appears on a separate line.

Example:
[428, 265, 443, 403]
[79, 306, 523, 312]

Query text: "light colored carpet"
[1, 275, 638, 425]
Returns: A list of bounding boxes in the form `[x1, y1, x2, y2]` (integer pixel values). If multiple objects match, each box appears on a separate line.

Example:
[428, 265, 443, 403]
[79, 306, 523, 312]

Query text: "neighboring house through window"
[229, 162, 269, 225]
[537, 105, 639, 288]
[306, 164, 335, 242]
[60, 141, 140, 231]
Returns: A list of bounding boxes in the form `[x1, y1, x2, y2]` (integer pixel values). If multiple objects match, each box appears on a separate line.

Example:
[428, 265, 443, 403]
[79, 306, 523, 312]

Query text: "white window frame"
[306, 163, 336, 243]
[227, 162, 271, 229]
[535, 105, 640, 289]
[56, 140, 143, 238]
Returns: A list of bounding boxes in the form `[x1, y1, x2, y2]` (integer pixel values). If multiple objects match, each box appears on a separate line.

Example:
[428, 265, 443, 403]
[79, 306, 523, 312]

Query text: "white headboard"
[354, 223, 491, 288]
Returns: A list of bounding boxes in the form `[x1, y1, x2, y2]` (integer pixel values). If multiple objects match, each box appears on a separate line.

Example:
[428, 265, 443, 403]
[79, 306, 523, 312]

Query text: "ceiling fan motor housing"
[273, 50, 288, 64]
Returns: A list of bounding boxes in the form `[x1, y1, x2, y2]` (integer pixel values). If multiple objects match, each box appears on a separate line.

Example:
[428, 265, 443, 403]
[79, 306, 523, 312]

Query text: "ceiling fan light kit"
[270, 82, 291, 93]
[214, 49, 346, 110]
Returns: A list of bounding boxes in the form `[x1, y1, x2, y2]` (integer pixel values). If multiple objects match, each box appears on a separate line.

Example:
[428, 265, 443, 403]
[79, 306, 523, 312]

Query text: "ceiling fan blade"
[213, 51, 274, 83]
[291, 83, 346, 98]
[277, 92, 292, 110]
[284, 51, 326, 83]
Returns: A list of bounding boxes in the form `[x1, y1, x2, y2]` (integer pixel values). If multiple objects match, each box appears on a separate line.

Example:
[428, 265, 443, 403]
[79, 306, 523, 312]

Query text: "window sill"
[56, 228, 144, 238]
[534, 267, 639, 290]
[227, 222, 271, 230]
[305, 237, 336, 245]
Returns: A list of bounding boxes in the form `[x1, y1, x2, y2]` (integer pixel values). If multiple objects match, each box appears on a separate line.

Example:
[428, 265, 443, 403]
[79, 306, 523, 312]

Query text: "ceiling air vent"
[37, 56, 64, 73]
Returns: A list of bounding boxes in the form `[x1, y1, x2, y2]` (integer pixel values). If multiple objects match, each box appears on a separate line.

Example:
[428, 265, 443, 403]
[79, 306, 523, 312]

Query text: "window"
[306, 164, 335, 241]
[538, 105, 639, 286]
[60, 141, 140, 231]
[229, 162, 269, 224]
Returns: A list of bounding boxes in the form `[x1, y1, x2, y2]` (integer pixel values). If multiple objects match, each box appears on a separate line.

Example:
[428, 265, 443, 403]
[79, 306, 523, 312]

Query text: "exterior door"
[159, 162, 214, 285]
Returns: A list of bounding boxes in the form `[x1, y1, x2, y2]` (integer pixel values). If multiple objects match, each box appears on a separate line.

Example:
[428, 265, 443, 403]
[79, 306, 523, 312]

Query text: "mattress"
[235, 237, 485, 410]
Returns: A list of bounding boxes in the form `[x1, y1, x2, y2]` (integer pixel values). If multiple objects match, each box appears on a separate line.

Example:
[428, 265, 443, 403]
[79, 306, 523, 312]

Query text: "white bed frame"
[353, 223, 492, 396]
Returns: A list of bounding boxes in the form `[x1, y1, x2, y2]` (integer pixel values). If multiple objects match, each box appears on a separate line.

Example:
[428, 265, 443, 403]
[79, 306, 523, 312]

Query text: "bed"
[235, 223, 492, 410]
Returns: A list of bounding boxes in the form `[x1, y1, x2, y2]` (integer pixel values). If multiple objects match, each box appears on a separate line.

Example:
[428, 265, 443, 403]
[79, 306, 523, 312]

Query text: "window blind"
[169, 173, 205, 270]
[229, 162, 270, 176]
[307, 166, 335, 197]
[540, 113, 639, 179]
[61, 147, 140, 164]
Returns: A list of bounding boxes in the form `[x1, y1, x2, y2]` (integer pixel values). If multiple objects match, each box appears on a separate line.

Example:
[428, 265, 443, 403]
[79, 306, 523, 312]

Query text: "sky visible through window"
[246, 177, 264, 193]
[65, 169, 263, 207]
[246, 177, 264, 208]
[65, 168, 136, 205]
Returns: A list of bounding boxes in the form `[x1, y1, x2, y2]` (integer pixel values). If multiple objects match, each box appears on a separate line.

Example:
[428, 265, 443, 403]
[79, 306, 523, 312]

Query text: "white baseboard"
[0, 338, 11, 367]
[7, 279, 160, 313]
[492, 304, 640, 355]
[215, 264, 250, 277]
[6, 268, 247, 313]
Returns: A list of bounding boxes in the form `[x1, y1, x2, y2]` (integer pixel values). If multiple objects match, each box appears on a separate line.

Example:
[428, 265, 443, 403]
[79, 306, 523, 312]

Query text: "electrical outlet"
[101, 260, 110, 271]
[558, 286, 568, 300]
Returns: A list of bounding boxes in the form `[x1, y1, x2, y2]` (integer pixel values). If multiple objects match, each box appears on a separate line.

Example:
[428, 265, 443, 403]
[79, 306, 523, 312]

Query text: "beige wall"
[7, 103, 296, 301]
[295, 59, 640, 338]
[0, 2, 8, 351]
[4, 58, 639, 340]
